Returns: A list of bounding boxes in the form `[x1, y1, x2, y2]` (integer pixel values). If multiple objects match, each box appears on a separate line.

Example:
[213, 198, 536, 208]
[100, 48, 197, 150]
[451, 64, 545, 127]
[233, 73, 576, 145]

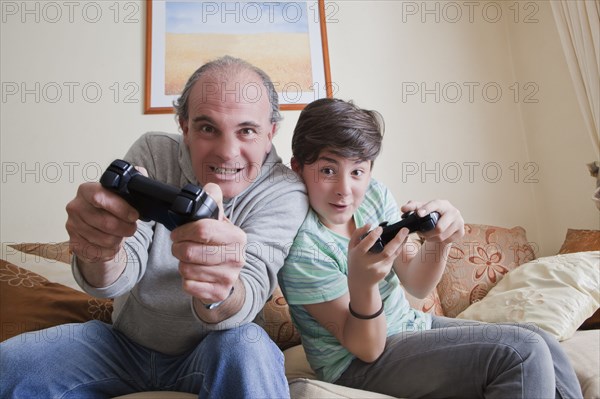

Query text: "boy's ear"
[290, 157, 302, 174]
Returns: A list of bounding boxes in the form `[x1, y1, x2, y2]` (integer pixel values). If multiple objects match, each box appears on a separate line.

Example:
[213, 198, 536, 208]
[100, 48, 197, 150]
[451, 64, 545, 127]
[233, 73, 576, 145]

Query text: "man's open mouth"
[211, 166, 242, 175]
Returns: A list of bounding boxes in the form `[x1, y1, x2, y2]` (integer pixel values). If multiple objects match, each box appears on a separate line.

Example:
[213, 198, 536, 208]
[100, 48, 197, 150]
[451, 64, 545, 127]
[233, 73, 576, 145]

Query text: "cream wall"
[1, 1, 597, 255]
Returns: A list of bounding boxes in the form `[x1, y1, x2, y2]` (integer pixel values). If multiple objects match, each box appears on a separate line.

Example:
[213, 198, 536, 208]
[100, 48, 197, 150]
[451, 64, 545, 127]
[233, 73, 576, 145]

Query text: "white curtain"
[550, 0, 600, 157]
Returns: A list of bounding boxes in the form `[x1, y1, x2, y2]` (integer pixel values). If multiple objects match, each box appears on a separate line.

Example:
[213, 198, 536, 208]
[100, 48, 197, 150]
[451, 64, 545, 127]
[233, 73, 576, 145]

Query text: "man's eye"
[240, 128, 257, 136]
[197, 125, 215, 134]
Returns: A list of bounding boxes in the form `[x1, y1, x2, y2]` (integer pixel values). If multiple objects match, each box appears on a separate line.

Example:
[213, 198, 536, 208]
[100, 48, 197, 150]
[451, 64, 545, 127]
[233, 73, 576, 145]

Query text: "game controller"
[100, 159, 219, 230]
[367, 211, 440, 253]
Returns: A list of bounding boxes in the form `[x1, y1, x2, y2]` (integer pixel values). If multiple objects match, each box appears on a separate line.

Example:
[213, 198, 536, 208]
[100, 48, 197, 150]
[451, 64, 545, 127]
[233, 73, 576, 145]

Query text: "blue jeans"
[336, 316, 583, 399]
[0, 320, 289, 399]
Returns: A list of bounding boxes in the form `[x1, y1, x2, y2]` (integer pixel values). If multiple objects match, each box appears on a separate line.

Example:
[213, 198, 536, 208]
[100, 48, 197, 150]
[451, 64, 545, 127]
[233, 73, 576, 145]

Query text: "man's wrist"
[199, 286, 235, 310]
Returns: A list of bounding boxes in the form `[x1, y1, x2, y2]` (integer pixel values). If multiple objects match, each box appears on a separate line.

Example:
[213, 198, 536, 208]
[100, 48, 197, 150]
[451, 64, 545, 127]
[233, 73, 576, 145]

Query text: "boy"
[279, 98, 582, 398]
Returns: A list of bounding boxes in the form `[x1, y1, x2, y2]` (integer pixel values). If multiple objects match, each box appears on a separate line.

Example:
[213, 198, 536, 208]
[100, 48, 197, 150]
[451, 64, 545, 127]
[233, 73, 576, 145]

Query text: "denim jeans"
[336, 316, 583, 399]
[0, 320, 289, 399]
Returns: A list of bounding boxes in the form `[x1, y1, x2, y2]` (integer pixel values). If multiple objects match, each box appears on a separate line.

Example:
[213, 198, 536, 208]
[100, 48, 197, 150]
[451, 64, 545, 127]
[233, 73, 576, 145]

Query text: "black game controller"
[100, 159, 219, 231]
[367, 211, 440, 253]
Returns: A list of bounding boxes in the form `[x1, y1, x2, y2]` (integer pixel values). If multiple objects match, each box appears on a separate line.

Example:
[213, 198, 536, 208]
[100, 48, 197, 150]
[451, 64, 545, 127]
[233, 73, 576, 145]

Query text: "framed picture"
[144, 0, 333, 114]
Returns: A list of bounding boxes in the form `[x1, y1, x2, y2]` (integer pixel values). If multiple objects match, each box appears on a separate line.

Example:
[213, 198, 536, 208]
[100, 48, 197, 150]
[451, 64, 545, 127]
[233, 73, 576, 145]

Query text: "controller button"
[100, 171, 121, 189]
[182, 184, 202, 198]
[172, 197, 193, 215]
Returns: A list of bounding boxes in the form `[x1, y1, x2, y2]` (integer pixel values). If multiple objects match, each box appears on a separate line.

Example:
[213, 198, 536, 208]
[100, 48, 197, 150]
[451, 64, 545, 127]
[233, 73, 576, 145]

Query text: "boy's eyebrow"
[318, 156, 366, 165]
[317, 156, 339, 164]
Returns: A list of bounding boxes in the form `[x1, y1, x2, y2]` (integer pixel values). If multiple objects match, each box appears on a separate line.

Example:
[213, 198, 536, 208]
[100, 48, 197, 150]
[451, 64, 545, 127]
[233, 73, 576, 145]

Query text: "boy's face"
[294, 151, 372, 236]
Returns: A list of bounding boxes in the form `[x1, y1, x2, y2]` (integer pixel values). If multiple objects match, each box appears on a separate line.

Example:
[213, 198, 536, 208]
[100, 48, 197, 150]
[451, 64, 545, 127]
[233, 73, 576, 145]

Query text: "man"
[0, 56, 308, 398]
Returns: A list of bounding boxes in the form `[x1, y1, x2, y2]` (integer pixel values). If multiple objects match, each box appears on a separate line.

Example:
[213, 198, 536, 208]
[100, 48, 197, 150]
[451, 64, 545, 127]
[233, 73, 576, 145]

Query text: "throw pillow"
[405, 288, 445, 316]
[557, 229, 600, 330]
[0, 259, 113, 342]
[558, 229, 600, 254]
[261, 285, 301, 350]
[456, 251, 600, 341]
[437, 224, 535, 317]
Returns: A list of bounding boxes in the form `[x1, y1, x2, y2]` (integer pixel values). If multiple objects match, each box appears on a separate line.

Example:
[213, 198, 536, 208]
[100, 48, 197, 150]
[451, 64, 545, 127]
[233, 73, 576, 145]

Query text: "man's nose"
[215, 133, 241, 161]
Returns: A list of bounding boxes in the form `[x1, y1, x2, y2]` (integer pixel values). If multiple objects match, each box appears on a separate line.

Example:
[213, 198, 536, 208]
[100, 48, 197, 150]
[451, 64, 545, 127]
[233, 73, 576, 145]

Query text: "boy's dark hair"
[292, 98, 384, 166]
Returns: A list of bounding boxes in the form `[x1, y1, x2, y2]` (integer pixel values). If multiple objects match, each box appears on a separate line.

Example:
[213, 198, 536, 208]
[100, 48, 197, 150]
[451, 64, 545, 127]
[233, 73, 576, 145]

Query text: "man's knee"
[204, 323, 281, 362]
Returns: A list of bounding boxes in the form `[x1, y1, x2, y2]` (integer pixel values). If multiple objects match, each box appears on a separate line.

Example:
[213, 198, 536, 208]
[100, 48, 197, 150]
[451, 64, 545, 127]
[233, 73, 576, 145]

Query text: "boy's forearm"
[397, 240, 452, 298]
[344, 286, 387, 362]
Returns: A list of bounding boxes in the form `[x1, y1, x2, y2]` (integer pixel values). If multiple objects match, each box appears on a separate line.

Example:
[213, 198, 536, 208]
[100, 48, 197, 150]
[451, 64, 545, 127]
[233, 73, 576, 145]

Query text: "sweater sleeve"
[200, 164, 309, 330]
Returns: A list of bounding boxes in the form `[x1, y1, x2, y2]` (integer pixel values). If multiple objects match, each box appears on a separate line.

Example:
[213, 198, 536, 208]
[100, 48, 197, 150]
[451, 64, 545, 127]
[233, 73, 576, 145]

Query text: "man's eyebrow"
[191, 115, 215, 124]
[191, 116, 261, 128]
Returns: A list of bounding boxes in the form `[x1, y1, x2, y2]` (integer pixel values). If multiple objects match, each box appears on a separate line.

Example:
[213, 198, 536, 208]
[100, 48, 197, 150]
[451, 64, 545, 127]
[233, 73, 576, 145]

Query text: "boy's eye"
[352, 169, 365, 177]
[320, 167, 335, 176]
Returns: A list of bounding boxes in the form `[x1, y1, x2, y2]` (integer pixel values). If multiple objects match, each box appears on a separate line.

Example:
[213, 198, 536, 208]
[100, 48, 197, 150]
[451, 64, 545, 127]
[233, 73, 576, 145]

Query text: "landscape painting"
[145, 0, 332, 113]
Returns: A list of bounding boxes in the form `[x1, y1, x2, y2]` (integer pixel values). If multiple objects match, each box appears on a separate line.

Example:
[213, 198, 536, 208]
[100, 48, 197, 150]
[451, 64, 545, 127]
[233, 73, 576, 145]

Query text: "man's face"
[180, 71, 276, 199]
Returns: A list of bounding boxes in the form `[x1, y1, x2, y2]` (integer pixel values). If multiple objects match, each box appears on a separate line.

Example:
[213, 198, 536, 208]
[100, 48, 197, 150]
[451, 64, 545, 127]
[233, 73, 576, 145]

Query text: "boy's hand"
[401, 199, 464, 244]
[347, 224, 409, 289]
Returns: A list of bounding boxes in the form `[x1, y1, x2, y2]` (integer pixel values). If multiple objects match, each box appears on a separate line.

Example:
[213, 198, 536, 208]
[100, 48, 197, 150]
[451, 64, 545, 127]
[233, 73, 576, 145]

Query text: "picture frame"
[144, 0, 333, 114]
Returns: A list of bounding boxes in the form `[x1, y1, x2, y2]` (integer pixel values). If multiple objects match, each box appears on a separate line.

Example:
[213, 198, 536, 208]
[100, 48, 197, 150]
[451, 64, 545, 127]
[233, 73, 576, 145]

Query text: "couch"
[1, 225, 599, 398]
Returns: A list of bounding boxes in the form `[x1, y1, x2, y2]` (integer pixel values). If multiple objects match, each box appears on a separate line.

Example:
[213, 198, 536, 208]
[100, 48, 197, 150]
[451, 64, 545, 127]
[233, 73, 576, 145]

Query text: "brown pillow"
[0, 259, 113, 342]
[9, 242, 72, 264]
[437, 224, 535, 317]
[261, 285, 301, 350]
[557, 229, 600, 330]
[558, 229, 600, 254]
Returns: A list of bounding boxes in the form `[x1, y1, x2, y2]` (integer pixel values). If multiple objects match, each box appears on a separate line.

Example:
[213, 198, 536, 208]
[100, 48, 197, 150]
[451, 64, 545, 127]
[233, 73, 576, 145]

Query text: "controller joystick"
[100, 159, 219, 231]
[367, 211, 440, 253]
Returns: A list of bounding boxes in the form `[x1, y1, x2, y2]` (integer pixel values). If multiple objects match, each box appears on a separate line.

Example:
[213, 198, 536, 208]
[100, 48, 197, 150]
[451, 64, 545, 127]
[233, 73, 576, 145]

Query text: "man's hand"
[65, 182, 139, 264]
[170, 183, 247, 314]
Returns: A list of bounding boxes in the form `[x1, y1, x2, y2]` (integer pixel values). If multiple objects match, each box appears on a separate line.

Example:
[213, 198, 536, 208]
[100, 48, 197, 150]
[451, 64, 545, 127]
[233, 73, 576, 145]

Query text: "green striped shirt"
[279, 179, 431, 383]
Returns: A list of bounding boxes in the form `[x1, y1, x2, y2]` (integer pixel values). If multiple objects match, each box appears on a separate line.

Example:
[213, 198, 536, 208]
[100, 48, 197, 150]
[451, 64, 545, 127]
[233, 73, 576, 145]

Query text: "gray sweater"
[73, 132, 308, 355]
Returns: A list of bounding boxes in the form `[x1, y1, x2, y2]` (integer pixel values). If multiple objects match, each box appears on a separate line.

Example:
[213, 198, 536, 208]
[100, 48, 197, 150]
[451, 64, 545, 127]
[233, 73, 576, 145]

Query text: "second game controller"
[367, 211, 440, 253]
[100, 159, 219, 230]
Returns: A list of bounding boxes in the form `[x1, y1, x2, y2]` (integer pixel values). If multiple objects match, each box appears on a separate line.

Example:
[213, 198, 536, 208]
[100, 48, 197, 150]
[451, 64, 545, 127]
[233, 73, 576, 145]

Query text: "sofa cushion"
[261, 285, 302, 350]
[558, 229, 600, 330]
[558, 228, 600, 254]
[437, 224, 535, 317]
[289, 378, 398, 399]
[0, 259, 113, 342]
[404, 288, 444, 316]
[456, 251, 600, 341]
[560, 329, 600, 398]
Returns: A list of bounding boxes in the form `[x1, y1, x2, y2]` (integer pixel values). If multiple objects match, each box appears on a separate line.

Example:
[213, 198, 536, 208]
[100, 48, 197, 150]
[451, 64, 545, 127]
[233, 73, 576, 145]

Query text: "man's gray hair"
[173, 56, 282, 125]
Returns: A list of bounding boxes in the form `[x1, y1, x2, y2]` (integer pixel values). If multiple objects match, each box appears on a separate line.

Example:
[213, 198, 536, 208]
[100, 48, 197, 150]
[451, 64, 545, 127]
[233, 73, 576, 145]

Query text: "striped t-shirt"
[279, 179, 432, 383]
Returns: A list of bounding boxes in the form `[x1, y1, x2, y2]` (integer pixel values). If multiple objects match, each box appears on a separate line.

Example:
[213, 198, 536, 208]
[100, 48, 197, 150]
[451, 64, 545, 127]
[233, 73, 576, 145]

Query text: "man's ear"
[180, 117, 189, 143]
[290, 157, 302, 174]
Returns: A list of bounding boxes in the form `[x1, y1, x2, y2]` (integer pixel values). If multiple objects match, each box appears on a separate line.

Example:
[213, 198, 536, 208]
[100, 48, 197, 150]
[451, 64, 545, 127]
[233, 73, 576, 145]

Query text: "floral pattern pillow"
[0, 259, 113, 342]
[437, 224, 535, 317]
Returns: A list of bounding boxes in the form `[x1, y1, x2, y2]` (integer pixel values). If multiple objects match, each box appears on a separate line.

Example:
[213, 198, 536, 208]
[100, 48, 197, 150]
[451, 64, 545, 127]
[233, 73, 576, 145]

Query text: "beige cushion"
[289, 378, 398, 399]
[113, 393, 196, 399]
[560, 330, 600, 399]
[457, 251, 600, 341]
[284, 344, 317, 380]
